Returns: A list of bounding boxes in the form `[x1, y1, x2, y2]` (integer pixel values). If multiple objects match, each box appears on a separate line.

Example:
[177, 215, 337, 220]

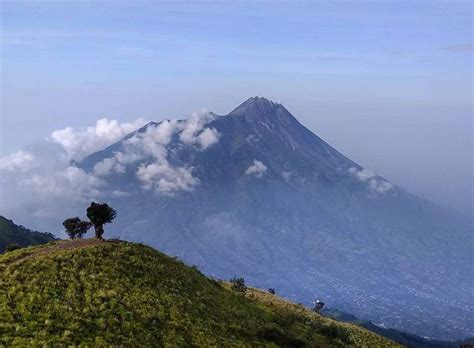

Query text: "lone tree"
[63, 217, 91, 239]
[86, 202, 117, 239]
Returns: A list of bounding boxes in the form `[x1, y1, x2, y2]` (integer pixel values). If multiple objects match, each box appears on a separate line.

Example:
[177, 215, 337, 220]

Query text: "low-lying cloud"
[0, 111, 220, 232]
[348, 167, 394, 195]
[51, 118, 147, 160]
[178, 110, 220, 149]
[0, 144, 105, 234]
[245, 160, 268, 178]
[89, 112, 220, 194]
[0, 150, 34, 172]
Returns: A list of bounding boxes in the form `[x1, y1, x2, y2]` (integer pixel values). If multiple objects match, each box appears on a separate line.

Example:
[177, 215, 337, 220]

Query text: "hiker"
[313, 299, 324, 313]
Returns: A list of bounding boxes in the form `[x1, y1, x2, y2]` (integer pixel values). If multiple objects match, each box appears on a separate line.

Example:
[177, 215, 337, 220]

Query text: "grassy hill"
[0, 216, 56, 253]
[0, 239, 399, 347]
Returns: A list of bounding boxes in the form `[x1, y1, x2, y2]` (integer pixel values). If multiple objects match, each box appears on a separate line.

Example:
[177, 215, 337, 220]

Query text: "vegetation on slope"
[324, 308, 474, 348]
[0, 216, 56, 253]
[0, 239, 398, 347]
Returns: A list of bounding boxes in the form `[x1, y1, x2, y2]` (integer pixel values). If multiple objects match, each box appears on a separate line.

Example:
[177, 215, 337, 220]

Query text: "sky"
[0, 0, 472, 216]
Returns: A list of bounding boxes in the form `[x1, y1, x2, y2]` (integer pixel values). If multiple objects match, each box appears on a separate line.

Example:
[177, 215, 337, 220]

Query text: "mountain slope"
[0, 216, 56, 253]
[77, 97, 473, 340]
[324, 308, 474, 348]
[0, 239, 397, 347]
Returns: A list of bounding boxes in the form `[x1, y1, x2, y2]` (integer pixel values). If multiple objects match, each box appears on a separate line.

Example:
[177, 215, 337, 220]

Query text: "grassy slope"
[0, 216, 56, 253]
[0, 239, 399, 347]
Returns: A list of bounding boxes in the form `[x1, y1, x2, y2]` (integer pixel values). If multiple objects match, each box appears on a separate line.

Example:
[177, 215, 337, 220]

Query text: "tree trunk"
[94, 225, 104, 240]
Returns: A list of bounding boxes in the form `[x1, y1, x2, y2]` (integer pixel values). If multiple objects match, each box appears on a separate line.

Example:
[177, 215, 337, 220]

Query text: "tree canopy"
[62, 217, 91, 239]
[86, 202, 117, 239]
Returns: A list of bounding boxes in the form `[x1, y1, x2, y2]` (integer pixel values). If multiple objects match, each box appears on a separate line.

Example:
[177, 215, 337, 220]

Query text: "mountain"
[0, 239, 398, 346]
[0, 215, 56, 253]
[78, 97, 473, 340]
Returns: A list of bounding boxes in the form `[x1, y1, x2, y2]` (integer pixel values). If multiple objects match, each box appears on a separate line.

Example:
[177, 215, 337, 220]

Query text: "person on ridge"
[313, 299, 324, 313]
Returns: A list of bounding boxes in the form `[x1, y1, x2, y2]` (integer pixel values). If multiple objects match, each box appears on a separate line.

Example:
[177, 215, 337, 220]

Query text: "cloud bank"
[51, 118, 147, 160]
[86, 112, 220, 194]
[0, 150, 34, 172]
[0, 144, 105, 234]
[0, 112, 220, 232]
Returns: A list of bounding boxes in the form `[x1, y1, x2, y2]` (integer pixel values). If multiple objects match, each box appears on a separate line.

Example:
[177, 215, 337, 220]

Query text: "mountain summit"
[228, 96, 303, 129]
[78, 98, 473, 340]
[229, 96, 285, 116]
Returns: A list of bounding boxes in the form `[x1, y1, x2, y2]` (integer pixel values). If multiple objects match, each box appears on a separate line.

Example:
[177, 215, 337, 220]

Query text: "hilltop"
[0, 239, 397, 347]
[0, 215, 56, 253]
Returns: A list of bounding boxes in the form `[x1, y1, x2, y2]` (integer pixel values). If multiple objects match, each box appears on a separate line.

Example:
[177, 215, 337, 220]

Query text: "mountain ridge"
[0, 216, 56, 253]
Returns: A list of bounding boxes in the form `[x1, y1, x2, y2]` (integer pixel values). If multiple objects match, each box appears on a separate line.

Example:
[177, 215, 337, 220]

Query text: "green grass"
[0, 239, 399, 347]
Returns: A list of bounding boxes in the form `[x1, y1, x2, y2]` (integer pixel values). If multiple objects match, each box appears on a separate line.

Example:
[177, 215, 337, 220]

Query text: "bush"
[5, 244, 20, 252]
[191, 265, 203, 275]
[230, 276, 246, 293]
[258, 323, 306, 347]
[320, 324, 351, 343]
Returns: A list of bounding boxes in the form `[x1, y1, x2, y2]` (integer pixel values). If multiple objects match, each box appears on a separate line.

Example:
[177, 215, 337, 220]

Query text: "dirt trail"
[4, 238, 117, 266]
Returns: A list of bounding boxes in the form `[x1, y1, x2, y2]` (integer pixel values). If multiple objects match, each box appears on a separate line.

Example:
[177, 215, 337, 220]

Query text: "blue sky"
[1, 0, 472, 214]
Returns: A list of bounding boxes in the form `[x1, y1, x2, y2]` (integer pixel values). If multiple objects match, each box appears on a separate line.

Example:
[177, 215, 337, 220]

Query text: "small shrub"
[5, 244, 20, 252]
[230, 277, 246, 293]
[191, 265, 203, 275]
[258, 323, 306, 347]
[320, 324, 351, 343]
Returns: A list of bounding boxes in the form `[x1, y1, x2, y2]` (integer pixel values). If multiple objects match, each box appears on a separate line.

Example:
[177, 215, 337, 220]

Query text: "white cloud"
[178, 110, 220, 149]
[117, 119, 205, 194]
[114, 150, 143, 166]
[196, 127, 220, 149]
[369, 179, 394, 194]
[348, 167, 376, 181]
[145, 120, 179, 146]
[99, 114, 219, 192]
[0, 150, 34, 172]
[51, 118, 147, 160]
[0, 110, 221, 230]
[0, 151, 105, 234]
[349, 167, 394, 195]
[245, 160, 268, 178]
[93, 157, 120, 176]
[136, 162, 199, 194]
[24, 166, 104, 199]
[0, 120, 139, 233]
[179, 110, 212, 143]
